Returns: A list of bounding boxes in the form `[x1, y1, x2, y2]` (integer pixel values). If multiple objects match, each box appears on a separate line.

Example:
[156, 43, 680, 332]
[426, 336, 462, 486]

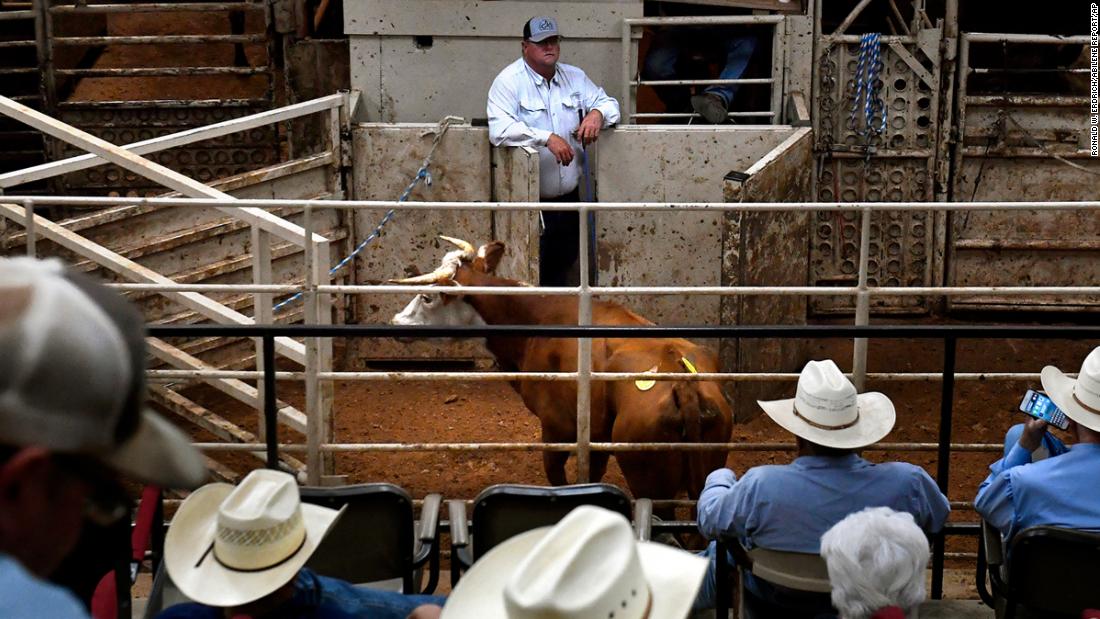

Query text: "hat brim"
[758, 392, 896, 449]
[1041, 366, 1100, 432]
[106, 409, 208, 489]
[441, 527, 707, 619]
[526, 32, 558, 42]
[164, 484, 343, 608]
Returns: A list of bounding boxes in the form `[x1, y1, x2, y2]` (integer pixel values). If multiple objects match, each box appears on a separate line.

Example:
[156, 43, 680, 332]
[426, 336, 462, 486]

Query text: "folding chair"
[447, 483, 646, 588]
[715, 535, 832, 619]
[299, 483, 443, 595]
[977, 519, 1100, 619]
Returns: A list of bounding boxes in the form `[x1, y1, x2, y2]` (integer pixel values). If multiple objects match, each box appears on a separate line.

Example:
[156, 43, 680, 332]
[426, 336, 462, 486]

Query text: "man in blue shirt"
[975, 346, 1100, 542]
[694, 359, 950, 615]
[0, 258, 208, 618]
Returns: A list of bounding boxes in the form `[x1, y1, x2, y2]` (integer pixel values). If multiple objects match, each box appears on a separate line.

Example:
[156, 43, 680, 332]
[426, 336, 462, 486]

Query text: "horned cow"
[391, 237, 733, 504]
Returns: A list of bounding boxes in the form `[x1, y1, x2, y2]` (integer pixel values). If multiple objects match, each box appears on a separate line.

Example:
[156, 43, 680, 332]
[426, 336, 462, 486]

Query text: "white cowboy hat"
[441, 505, 706, 619]
[1041, 346, 1100, 432]
[165, 469, 345, 608]
[758, 359, 896, 449]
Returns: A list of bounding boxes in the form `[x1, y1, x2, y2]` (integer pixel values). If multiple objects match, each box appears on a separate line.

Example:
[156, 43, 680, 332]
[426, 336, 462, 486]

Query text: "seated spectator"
[437, 504, 706, 618]
[641, 1, 759, 124]
[158, 468, 445, 619]
[0, 257, 207, 618]
[694, 359, 950, 616]
[820, 507, 931, 619]
[975, 345, 1100, 541]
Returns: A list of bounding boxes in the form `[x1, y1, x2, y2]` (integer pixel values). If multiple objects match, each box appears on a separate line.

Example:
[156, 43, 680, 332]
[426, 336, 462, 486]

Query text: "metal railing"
[146, 321, 1098, 601]
[621, 15, 784, 123]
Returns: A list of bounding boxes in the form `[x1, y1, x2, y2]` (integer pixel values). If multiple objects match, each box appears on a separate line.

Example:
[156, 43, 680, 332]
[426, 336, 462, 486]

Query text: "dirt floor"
[178, 328, 1096, 598]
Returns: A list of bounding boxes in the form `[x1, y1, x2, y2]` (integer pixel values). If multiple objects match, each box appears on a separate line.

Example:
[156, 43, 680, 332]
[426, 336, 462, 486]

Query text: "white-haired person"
[975, 345, 1100, 541]
[156, 468, 445, 619]
[693, 359, 950, 617]
[820, 507, 931, 619]
[0, 257, 208, 618]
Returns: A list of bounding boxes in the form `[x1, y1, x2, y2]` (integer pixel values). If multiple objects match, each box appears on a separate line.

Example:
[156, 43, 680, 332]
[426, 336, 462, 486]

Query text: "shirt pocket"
[519, 98, 547, 122]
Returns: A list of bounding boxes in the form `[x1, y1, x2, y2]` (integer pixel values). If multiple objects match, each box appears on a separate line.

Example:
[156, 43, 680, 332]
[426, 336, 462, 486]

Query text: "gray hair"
[820, 507, 930, 619]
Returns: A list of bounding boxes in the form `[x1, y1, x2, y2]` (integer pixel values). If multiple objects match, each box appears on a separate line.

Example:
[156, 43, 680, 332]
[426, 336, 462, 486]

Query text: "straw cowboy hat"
[758, 359, 896, 450]
[165, 469, 345, 608]
[1041, 345, 1100, 432]
[442, 505, 707, 619]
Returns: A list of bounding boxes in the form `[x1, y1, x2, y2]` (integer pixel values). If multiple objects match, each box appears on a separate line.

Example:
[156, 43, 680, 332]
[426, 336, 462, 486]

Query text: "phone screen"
[1018, 390, 1070, 430]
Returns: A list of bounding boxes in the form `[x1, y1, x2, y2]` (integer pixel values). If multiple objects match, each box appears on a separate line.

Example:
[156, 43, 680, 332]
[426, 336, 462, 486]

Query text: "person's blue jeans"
[642, 30, 758, 112]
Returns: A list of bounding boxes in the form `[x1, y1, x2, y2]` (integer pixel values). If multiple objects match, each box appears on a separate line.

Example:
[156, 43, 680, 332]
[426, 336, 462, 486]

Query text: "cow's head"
[388, 236, 505, 330]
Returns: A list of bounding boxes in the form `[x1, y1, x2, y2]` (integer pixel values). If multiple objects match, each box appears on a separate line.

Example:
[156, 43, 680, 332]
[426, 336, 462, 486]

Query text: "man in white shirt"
[487, 16, 620, 286]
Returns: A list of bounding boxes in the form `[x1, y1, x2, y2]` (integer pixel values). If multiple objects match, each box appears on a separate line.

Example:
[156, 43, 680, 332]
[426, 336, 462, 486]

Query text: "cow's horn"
[388, 265, 455, 285]
[439, 235, 476, 258]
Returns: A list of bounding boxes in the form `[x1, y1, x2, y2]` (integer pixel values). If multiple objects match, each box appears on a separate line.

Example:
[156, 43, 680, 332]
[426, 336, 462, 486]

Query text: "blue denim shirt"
[157, 568, 445, 619]
[0, 553, 90, 618]
[698, 454, 950, 552]
[975, 436, 1100, 542]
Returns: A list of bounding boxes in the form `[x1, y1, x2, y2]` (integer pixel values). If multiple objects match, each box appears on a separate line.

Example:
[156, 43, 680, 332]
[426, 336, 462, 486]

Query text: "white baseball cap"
[0, 257, 206, 488]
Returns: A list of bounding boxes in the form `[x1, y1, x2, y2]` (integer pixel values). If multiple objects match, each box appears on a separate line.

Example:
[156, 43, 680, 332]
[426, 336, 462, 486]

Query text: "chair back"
[299, 483, 417, 590]
[470, 483, 632, 561]
[747, 548, 831, 593]
[1005, 526, 1100, 615]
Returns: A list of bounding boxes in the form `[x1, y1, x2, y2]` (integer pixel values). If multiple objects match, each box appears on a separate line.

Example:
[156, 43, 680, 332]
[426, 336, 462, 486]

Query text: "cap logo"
[537, 19, 552, 31]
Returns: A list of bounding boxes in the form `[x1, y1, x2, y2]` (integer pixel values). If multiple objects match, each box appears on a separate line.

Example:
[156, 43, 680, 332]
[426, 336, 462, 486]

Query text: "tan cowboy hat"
[441, 505, 706, 619]
[1041, 346, 1100, 432]
[758, 359, 896, 449]
[165, 469, 345, 608]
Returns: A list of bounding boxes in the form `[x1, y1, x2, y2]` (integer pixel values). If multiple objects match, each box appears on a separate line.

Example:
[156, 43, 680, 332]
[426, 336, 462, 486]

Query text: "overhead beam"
[0, 202, 306, 364]
[0, 94, 325, 248]
[0, 94, 343, 189]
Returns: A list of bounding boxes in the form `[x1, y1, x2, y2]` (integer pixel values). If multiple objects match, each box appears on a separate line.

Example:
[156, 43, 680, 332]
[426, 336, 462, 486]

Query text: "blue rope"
[271, 165, 433, 313]
[849, 33, 887, 142]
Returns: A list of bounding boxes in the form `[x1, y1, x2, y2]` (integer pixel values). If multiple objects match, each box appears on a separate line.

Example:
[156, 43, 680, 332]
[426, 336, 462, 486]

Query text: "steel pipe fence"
[155, 323, 1092, 599]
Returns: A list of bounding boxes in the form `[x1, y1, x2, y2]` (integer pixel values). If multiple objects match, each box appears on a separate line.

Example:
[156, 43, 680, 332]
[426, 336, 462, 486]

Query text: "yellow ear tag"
[635, 365, 660, 391]
[681, 357, 698, 374]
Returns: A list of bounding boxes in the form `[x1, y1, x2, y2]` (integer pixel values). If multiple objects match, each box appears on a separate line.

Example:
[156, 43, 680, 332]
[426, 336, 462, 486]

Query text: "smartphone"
[1018, 389, 1070, 430]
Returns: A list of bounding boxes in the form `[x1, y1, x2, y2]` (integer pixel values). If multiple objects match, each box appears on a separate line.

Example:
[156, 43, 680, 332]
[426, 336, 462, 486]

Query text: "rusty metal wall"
[721, 127, 813, 420]
[345, 0, 642, 123]
[39, 0, 280, 196]
[595, 126, 800, 345]
[813, 27, 942, 314]
[948, 34, 1100, 312]
[349, 123, 493, 362]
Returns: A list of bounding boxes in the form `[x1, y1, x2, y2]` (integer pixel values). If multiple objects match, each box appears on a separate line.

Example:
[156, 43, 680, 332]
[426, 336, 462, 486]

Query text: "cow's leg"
[543, 451, 569, 486]
[589, 452, 610, 483]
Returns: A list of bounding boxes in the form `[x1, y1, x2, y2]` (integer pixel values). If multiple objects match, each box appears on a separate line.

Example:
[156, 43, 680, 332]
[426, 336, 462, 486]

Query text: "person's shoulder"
[557, 62, 589, 78]
[741, 462, 796, 483]
[872, 459, 933, 478]
[0, 556, 90, 618]
[494, 57, 526, 79]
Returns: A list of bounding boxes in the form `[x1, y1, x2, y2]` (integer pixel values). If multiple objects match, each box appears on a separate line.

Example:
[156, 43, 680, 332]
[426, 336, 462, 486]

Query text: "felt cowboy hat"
[1041, 345, 1100, 432]
[758, 359, 896, 449]
[165, 469, 345, 608]
[441, 505, 707, 619]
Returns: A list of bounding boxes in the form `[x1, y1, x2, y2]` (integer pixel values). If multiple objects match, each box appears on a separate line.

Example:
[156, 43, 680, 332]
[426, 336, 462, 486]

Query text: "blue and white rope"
[272, 116, 460, 313]
[849, 32, 887, 141]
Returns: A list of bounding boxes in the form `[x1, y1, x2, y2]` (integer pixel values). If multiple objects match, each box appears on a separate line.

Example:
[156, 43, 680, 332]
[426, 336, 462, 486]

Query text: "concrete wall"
[346, 0, 642, 123]
[348, 123, 493, 361]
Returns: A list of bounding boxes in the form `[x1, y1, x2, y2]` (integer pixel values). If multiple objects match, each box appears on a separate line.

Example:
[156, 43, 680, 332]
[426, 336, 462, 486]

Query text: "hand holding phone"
[1019, 389, 1070, 431]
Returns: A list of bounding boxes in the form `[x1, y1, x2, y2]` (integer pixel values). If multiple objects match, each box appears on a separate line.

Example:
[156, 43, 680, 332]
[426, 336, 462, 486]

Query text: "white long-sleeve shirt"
[487, 58, 620, 199]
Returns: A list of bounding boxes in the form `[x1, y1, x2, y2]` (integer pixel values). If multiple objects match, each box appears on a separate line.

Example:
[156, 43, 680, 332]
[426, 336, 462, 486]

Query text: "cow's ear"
[474, 241, 506, 273]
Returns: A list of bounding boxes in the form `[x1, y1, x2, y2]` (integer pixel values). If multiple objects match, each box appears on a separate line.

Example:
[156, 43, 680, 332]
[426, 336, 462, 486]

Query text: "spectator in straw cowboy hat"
[692, 359, 949, 615]
[430, 504, 706, 619]
[157, 468, 445, 619]
[0, 257, 207, 619]
[820, 507, 931, 619]
[975, 345, 1100, 541]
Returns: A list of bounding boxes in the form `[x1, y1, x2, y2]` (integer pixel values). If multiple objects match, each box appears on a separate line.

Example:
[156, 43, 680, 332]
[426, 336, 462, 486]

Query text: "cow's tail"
[673, 380, 704, 443]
